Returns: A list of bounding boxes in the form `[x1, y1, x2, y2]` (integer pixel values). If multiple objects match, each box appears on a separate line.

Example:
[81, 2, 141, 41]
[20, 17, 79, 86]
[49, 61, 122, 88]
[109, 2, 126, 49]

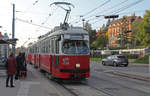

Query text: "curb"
[111, 71, 150, 82]
[129, 63, 149, 67]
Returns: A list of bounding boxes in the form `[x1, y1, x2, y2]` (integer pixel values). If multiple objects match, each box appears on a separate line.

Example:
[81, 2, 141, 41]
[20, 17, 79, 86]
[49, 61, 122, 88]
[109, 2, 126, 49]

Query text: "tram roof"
[50, 26, 88, 36]
[38, 26, 88, 40]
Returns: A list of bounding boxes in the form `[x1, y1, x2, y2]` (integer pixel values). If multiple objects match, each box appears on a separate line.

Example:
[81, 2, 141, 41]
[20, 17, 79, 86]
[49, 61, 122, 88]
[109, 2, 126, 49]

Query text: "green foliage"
[90, 58, 102, 62]
[91, 34, 108, 49]
[84, 21, 97, 48]
[91, 24, 108, 49]
[131, 20, 141, 47]
[119, 16, 130, 47]
[136, 10, 150, 47]
[134, 54, 150, 64]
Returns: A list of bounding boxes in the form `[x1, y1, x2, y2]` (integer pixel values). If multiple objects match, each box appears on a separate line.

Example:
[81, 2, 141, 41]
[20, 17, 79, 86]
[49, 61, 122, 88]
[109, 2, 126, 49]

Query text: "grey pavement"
[114, 63, 150, 82]
[0, 65, 63, 96]
[91, 61, 150, 82]
[0, 62, 150, 96]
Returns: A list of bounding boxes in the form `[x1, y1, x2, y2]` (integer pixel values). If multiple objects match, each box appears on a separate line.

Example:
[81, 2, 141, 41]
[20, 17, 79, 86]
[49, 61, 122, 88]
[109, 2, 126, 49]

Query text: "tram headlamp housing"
[75, 63, 80, 68]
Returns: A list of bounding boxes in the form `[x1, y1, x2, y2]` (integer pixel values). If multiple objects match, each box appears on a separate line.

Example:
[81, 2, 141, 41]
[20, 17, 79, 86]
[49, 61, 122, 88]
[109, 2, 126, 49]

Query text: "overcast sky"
[0, 0, 150, 47]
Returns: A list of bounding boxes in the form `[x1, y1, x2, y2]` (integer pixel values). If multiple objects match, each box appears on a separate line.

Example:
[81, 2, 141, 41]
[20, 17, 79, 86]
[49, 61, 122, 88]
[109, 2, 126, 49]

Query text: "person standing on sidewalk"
[15, 52, 22, 80]
[5, 52, 17, 87]
[20, 52, 27, 78]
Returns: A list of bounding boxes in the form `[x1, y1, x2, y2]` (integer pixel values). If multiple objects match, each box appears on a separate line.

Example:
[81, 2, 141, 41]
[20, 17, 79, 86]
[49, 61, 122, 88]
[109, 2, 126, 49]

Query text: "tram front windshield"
[62, 40, 89, 54]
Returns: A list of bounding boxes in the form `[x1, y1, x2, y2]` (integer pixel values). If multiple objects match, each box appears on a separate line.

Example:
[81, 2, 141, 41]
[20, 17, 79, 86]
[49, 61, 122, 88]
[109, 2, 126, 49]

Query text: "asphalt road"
[0, 62, 150, 96]
[88, 61, 150, 96]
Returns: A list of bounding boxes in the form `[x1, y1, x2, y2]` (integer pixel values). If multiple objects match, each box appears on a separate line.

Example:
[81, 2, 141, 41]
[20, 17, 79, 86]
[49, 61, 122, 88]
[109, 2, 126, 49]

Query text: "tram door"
[50, 38, 60, 75]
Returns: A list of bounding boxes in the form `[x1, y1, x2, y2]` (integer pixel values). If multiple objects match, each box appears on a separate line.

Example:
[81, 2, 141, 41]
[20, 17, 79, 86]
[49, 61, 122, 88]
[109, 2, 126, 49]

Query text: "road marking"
[17, 81, 40, 96]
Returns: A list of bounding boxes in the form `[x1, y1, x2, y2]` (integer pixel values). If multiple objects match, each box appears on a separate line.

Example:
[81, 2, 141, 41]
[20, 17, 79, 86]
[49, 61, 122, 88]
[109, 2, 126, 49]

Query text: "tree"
[119, 16, 129, 47]
[91, 33, 108, 49]
[28, 42, 33, 47]
[131, 20, 141, 47]
[84, 21, 96, 48]
[91, 24, 108, 49]
[136, 10, 150, 47]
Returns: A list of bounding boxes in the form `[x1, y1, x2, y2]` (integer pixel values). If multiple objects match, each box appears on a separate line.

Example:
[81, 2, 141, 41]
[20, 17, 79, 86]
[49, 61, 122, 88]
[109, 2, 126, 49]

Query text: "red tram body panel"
[26, 26, 90, 80]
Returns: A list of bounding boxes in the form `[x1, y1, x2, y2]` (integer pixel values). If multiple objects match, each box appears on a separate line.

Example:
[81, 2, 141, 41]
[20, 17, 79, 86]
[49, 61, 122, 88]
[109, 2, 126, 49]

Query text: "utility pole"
[12, 4, 15, 55]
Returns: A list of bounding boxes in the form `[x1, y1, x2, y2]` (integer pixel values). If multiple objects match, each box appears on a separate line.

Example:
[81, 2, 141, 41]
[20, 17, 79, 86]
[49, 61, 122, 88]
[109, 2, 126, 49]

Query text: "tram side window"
[45, 40, 48, 53]
[51, 40, 54, 54]
[56, 40, 59, 54]
[48, 39, 50, 53]
[42, 41, 45, 53]
[44, 40, 47, 53]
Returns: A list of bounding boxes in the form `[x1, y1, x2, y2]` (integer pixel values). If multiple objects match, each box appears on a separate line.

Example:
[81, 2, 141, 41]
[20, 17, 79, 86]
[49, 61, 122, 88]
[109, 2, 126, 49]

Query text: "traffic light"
[104, 15, 119, 19]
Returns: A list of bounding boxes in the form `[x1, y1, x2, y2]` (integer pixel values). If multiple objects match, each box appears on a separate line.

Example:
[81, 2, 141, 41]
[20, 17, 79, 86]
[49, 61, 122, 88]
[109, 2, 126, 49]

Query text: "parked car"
[102, 55, 128, 67]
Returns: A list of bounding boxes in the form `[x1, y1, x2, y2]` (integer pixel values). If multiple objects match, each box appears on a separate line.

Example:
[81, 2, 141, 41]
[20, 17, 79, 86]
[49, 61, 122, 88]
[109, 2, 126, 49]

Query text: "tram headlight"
[75, 63, 80, 68]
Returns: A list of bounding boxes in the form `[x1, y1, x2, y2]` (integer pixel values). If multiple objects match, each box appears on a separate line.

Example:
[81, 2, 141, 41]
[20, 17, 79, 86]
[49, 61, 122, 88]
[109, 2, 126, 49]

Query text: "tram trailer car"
[26, 45, 37, 66]
[26, 46, 33, 64]
[26, 26, 90, 80]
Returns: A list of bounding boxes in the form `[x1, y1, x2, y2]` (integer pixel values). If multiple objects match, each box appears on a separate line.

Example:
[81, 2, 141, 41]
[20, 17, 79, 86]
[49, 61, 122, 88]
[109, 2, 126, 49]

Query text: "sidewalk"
[0, 65, 65, 96]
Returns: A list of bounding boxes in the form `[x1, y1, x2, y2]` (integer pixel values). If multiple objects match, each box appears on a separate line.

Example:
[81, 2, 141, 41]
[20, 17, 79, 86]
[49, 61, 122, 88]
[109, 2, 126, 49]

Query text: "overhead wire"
[69, 0, 111, 24]
[71, 0, 144, 27]
[77, 0, 128, 25]
[112, 0, 144, 14]
[33, 0, 40, 5]
[35, 6, 59, 31]
[83, 0, 129, 25]
[81, 0, 111, 17]
[23, 0, 40, 13]
[91, 0, 145, 25]
[15, 18, 51, 30]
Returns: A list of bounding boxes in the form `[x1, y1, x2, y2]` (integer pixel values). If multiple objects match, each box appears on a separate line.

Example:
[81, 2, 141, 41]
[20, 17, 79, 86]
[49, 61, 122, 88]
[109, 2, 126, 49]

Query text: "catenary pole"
[12, 4, 15, 55]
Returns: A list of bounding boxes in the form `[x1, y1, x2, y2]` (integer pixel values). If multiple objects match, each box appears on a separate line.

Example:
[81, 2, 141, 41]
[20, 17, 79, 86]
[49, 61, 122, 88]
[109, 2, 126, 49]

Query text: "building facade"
[107, 13, 142, 48]
[0, 32, 9, 58]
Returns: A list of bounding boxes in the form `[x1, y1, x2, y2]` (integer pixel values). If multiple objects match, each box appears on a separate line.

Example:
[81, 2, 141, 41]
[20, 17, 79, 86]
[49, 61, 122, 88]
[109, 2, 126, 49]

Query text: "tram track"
[109, 71, 150, 82]
[43, 73, 80, 96]
[56, 80, 113, 96]
[46, 75, 114, 96]
[56, 81, 80, 96]
[89, 74, 150, 96]
[81, 81, 116, 96]
[32, 64, 150, 96]
[94, 67, 150, 82]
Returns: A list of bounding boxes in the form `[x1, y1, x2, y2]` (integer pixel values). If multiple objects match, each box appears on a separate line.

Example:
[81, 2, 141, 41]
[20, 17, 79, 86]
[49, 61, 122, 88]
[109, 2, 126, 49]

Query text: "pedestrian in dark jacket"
[20, 52, 27, 77]
[15, 52, 22, 80]
[5, 52, 17, 87]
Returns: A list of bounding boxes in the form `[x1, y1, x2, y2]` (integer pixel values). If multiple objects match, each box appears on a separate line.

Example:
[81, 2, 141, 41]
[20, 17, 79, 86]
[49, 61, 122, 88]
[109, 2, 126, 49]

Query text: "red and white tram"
[26, 25, 90, 80]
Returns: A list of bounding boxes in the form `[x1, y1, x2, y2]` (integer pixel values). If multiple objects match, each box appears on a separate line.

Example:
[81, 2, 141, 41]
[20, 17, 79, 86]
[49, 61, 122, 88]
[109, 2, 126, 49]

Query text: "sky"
[0, 0, 150, 47]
